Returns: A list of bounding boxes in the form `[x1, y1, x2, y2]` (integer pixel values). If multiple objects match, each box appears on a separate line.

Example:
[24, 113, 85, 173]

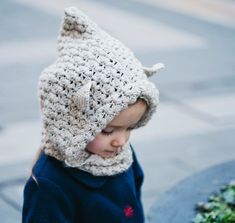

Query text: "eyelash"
[101, 130, 113, 136]
[101, 127, 134, 136]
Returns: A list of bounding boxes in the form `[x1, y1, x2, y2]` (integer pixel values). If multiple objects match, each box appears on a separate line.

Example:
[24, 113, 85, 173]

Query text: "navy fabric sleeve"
[22, 176, 74, 223]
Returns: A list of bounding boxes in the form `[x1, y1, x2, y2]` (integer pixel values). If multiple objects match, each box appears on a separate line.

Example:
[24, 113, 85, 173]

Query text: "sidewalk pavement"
[0, 0, 235, 222]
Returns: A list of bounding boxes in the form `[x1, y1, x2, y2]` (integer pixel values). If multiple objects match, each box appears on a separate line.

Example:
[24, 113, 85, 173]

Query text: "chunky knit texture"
[38, 7, 164, 176]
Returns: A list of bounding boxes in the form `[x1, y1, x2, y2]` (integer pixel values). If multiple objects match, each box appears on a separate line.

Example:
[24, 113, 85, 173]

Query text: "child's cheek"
[91, 138, 105, 150]
[86, 136, 105, 153]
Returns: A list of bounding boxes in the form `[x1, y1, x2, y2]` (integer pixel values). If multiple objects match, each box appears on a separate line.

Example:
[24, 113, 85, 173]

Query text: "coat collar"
[39, 151, 109, 189]
[64, 164, 109, 189]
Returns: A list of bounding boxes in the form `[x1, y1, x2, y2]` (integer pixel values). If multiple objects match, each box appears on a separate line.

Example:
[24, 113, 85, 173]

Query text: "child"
[22, 7, 164, 223]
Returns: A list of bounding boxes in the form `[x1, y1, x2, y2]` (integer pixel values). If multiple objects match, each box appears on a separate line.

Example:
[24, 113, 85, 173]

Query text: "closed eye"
[101, 125, 136, 136]
[101, 131, 113, 136]
[101, 128, 114, 136]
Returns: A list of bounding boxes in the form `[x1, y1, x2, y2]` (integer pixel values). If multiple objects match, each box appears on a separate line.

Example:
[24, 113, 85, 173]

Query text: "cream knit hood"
[39, 7, 164, 176]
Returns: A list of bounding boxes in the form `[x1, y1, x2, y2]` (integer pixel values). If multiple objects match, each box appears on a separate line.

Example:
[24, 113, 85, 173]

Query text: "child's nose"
[111, 131, 129, 148]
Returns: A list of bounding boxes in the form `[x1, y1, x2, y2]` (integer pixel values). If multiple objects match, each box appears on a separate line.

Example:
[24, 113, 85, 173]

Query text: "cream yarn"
[39, 7, 163, 176]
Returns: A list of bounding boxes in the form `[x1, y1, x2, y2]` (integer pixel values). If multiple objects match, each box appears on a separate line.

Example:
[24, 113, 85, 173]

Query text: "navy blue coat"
[22, 147, 145, 223]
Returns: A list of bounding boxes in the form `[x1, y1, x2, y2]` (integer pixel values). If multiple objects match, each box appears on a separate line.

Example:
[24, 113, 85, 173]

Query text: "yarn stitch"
[38, 7, 163, 176]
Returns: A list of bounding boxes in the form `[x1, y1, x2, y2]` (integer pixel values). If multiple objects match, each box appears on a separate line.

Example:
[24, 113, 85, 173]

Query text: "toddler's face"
[85, 100, 147, 158]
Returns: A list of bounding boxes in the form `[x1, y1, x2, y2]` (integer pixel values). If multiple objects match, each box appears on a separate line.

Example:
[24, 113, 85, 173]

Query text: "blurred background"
[0, 0, 235, 222]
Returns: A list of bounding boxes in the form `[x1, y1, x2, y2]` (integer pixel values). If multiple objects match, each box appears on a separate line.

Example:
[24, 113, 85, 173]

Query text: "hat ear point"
[72, 81, 92, 112]
[143, 63, 165, 77]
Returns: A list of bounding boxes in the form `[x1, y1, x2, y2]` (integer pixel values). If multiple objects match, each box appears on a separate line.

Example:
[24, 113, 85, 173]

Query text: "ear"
[61, 7, 97, 36]
[143, 63, 165, 77]
[73, 81, 92, 111]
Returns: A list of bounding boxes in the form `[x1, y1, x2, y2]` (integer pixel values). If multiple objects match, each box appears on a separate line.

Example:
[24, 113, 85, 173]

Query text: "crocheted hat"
[39, 7, 164, 169]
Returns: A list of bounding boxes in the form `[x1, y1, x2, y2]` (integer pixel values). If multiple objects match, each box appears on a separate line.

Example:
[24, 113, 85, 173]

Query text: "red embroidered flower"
[124, 205, 134, 218]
